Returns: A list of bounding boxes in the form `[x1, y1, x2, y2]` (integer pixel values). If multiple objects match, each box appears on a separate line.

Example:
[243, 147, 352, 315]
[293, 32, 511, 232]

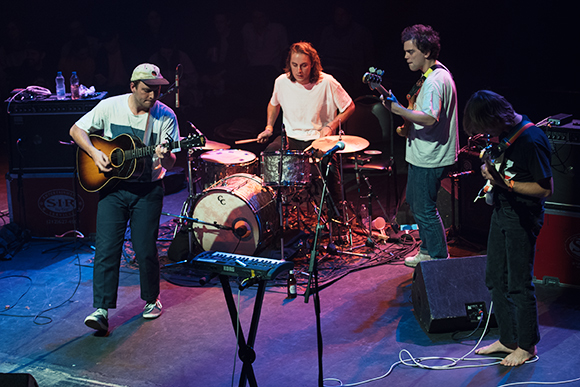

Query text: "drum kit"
[168, 128, 389, 261]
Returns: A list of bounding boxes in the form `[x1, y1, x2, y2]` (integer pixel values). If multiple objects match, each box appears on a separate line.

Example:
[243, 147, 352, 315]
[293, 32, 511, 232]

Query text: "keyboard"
[190, 251, 294, 280]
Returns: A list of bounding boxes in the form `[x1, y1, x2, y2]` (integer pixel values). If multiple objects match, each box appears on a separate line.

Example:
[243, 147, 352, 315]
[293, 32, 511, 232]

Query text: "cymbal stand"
[173, 148, 201, 254]
[336, 125, 357, 248]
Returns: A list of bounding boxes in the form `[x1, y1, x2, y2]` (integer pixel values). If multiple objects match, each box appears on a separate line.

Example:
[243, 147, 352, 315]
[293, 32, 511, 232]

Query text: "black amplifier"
[543, 119, 580, 144]
[544, 119, 580, 206]
[5, 93, 108, 173]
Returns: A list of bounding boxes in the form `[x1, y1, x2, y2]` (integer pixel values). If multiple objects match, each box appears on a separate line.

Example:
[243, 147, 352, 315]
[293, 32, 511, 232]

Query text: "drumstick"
[304, 144, 314, 152]
[235, 138, 259, 145]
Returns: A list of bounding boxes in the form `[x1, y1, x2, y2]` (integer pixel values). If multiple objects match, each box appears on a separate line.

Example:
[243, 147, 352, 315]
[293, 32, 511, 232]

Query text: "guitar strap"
[483, 119, 535, 161]
[142, 103, 154, 146]
[406, 64, 444, 101]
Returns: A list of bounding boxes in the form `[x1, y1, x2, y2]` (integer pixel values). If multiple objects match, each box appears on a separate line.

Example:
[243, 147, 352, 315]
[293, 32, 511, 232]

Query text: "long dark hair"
[463, 90, 517, 136]
[284, 41, 323, 84]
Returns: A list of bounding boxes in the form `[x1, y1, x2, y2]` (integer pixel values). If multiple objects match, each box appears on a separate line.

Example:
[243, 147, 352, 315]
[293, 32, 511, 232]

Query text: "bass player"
[380, 24, 459, 268]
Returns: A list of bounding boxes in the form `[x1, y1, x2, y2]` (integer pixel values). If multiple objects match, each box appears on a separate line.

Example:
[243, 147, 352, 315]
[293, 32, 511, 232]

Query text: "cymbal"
[182, 137, 231, 151]
[202, 140, 231, 150]
[311, 135, 369, 154]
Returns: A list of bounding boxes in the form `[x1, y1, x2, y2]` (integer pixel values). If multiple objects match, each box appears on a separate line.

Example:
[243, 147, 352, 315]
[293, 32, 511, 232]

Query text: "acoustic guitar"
[362, 67, 411, 137]
[77, 132, 205, 192]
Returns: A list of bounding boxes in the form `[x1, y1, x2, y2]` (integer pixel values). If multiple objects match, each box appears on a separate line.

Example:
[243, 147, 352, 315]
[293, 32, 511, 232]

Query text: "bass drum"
[191, 173, 278, 255]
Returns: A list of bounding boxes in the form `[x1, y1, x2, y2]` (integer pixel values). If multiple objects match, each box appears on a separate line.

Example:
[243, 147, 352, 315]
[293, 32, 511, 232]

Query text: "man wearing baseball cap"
[70, 63, 179, 333]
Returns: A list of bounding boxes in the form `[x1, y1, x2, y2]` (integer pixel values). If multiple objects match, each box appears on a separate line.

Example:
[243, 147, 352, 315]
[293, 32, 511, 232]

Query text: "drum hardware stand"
[334, 126, 358, 248]
[350, 166, 390, 251]
[172, 147, 203, 253]
[312, 161, 340, 244]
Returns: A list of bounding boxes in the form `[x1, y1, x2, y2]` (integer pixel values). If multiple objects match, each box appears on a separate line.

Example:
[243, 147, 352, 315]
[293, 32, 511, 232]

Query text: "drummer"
[257, 41, 355, 219]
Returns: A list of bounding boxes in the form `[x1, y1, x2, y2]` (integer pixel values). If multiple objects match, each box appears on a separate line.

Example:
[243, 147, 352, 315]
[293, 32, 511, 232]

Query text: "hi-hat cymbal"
[311, 135, 369, 153]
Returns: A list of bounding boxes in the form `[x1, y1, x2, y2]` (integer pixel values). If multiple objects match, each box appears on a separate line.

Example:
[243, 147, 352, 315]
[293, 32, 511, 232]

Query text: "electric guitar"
[477, 144, 510, 205]
[77, 132, 205, 192]
[362, 67, 411, 137]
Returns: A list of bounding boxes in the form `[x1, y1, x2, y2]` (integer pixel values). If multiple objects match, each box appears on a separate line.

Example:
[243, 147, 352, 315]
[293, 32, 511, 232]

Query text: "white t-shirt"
[75, 94, 180, 181]
[270, 72, 353, 141]
[406, 66, 459, 168]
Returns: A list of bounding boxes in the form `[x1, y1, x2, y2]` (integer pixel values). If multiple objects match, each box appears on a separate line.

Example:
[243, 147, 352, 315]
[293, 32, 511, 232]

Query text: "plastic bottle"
[287, 270, 297, 299]
[55, 71, 66, 100]
[360, 203, 370, 230]
[70, 71, 80, 100]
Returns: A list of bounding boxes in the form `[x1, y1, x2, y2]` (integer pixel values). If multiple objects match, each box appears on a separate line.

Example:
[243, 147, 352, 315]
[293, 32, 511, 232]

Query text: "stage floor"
[1, 182, 580, 387]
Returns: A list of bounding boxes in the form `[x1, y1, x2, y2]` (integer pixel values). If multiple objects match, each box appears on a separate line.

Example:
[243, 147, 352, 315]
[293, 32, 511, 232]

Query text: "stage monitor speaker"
[6, 93, 107, 174]
[412, 255, 496, 333]
[0, 373, 39, 387]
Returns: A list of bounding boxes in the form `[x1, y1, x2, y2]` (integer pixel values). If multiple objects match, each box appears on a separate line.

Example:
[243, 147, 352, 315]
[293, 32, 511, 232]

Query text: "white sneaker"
[84, 308, 109, 331]
[143, 299, 162, 319]
[404, 251, 432, 268]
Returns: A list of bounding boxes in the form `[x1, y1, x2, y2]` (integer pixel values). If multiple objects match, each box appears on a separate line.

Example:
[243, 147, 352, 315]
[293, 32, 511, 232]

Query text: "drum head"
[191, 174, 271, 255]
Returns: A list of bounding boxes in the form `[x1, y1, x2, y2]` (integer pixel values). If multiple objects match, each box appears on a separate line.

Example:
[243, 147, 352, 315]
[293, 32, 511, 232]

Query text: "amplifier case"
[534, 206, 580, 288]
[6, 94, 106, 173]
[6, 173, 98, 237]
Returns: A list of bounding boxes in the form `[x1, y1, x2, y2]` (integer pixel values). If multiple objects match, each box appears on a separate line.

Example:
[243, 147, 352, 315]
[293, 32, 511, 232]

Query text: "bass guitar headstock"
[362, 67, 384, 90]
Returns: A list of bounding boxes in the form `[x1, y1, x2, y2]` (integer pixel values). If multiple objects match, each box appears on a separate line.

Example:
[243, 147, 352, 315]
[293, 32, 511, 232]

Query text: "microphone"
[322, 141, 345, 158]
[175, 64, 180, 108]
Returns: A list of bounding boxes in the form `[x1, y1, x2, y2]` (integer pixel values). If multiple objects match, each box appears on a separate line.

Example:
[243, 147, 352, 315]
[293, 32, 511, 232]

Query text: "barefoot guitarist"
[69, 63, 179, 332]
[464, 90, 553, 366]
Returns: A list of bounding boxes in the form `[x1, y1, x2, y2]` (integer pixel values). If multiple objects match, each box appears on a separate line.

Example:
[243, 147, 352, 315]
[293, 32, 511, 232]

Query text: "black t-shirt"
[495, 116, 552, 210]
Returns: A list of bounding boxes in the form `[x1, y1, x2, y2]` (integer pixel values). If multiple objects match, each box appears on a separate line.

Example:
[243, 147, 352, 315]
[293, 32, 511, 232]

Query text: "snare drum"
[198, 149, 258, 189]
[260, 150, 312, 186]
[191, 173, 278, 255]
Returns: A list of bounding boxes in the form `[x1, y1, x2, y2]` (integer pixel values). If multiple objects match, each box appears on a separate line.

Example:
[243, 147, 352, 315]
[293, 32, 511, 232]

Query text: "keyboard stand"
[219, 274, 266, 387]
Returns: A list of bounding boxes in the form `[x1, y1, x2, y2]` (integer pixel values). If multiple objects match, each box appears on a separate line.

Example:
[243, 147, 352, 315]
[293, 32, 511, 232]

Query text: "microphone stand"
[304, 159, 333, 387]
[175, 64, 180, 110]
[160, 212, 234, 268]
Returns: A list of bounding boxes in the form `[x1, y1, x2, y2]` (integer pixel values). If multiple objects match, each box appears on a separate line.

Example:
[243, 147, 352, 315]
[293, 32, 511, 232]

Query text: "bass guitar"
[77, 132, 205, 192]
[362, 67, 411, 137]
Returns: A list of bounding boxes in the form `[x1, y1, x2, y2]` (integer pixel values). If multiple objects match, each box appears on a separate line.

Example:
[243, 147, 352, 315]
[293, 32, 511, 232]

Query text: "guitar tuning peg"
[378, 69, 384, 76]
[369, 67, 376, 73]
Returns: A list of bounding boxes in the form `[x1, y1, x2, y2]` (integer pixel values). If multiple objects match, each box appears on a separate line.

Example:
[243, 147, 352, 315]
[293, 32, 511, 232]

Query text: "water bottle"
[360, 203, 370, 230]
[287, 270, 297, 299]
[55, 71, 66, 100]
[70, 71, 80, 100]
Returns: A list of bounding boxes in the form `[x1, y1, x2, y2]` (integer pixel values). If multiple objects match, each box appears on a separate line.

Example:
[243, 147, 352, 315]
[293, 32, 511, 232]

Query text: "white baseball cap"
[130, 63, 169, 85]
